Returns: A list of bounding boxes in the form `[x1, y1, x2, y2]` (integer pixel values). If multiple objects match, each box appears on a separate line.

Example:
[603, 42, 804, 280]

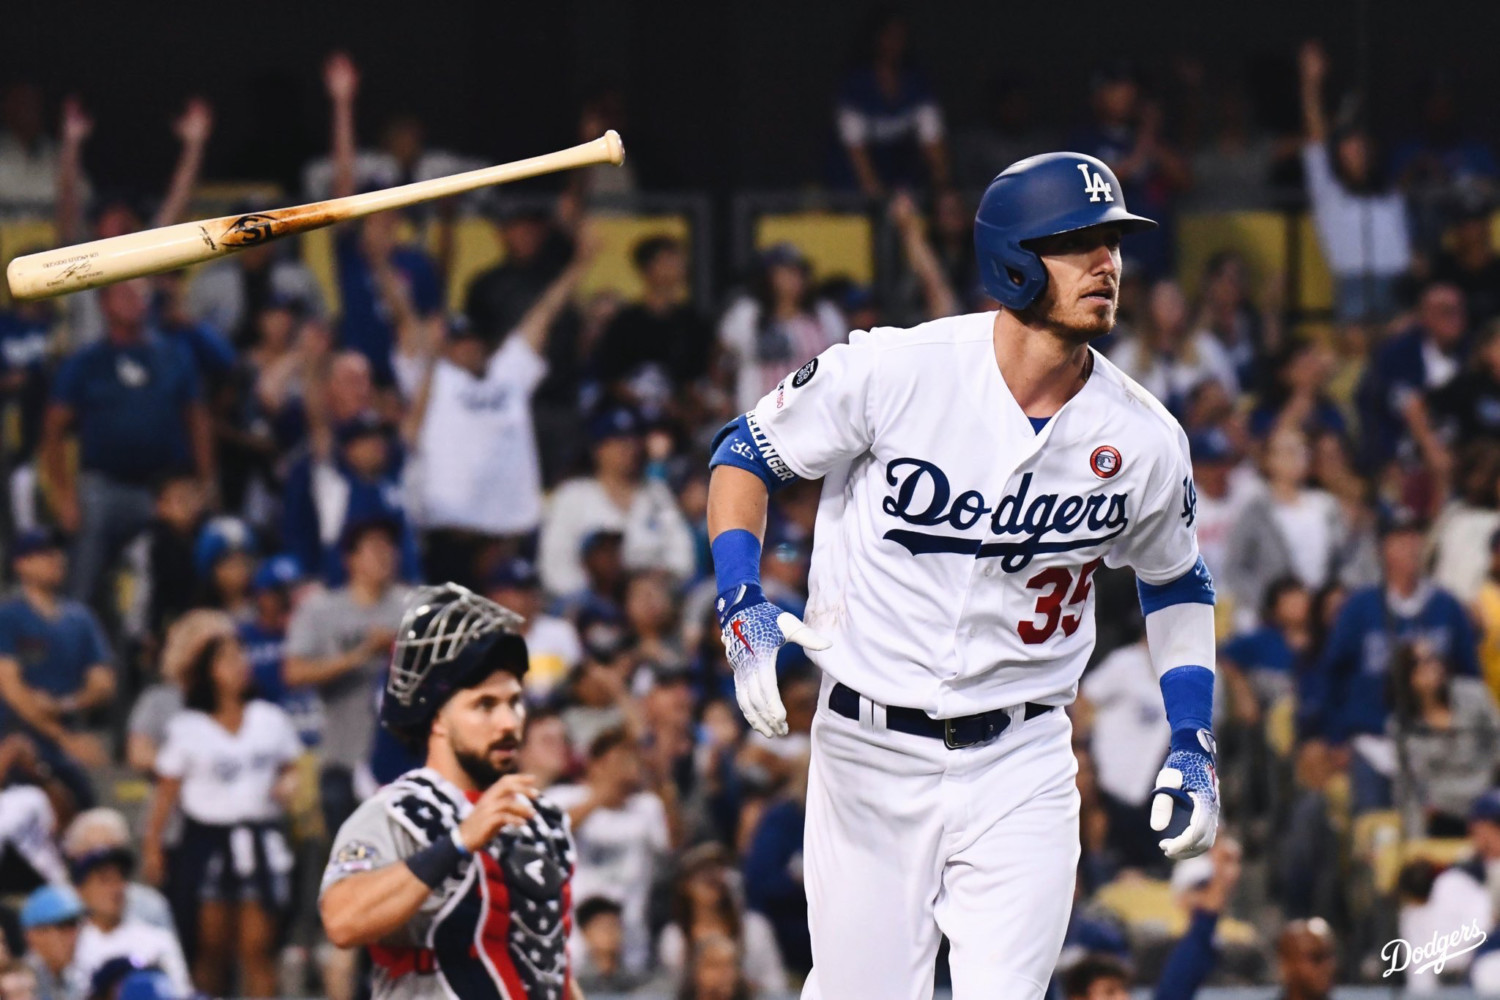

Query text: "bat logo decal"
[218, 214, 280, 247]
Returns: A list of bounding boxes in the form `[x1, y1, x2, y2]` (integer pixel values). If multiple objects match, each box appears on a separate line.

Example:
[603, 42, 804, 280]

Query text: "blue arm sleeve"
[708, 414, 801, 494]
[1153, 910, 1220, 1000]
[1137, 557, 1216, 616]
[1300, 600, 1360, 741]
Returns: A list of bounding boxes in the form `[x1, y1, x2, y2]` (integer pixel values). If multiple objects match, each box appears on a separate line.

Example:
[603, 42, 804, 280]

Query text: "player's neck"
[991, 311, 1094, 418]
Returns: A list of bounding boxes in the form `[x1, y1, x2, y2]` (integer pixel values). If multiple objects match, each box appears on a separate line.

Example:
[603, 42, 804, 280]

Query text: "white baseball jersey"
[747, 310, 1199, 716]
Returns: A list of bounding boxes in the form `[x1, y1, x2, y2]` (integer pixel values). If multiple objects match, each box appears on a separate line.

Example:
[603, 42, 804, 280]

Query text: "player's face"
[441, 669, 526, 788]
[1029, 226, 1122, 342]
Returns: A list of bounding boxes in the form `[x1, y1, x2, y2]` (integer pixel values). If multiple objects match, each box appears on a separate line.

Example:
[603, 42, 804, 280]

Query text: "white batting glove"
[717, 584, 831, 738]
[1149, 728, 1220, 860]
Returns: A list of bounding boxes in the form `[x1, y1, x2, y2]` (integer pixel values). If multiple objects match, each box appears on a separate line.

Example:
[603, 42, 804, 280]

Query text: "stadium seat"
[755, 212, 875, 284]
[1176, 211, 1285, 303]
[0, 217, 58, 307]
[1094, 877, 1260, 944]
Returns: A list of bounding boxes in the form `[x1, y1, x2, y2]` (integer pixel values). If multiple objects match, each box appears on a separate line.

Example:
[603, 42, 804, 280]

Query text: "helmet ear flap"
[979, 242, 1047, 311]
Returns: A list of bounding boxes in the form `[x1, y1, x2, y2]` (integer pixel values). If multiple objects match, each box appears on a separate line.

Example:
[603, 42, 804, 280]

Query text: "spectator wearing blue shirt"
[1299, 507, 1481, 812]
[1068, 62, 1191, 280]
[832, 10, 950, 198]
[0, 296, 56, 533]
[1221, 578, 1314, 729]
[742, 749, 811, 976]
[239, 554, 322, 749]
[41, 279, 213, 611]
[0, 528, 114, 810]
[1357, 281, 1469, 471]
[281, 413, 420, 586]
[322, 52, 440, 388]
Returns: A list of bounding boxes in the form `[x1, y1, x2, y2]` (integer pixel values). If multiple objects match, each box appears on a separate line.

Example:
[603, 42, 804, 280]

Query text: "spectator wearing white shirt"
[1107, 279, 1239, 415]
[537, 404, 696, 597]
[409, 244, 592, 588]
[139, 633, 301, 998]
[1298, 41, 1411, 322]
[549, 728, 673, 974]
[69, 849, 191, 999]
[717, 244, 847, 414]
[1076, 635, 1171, 872]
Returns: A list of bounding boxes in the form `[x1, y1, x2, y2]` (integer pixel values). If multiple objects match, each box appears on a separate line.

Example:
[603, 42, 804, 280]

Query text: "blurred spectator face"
[1277, 920, 1337, 999]
[1418, 283, 1467, 349]
[641, 243, 688, 295]
[677, 476, 709, 523]
[256, 304, 296, 352]
[593, 433, 642, 480]
[872, 16, 908, 66]
[212, 635, 252, 701]
[212, 551, 256, 604]
[701, 699, 741, 747]
[95, 204, 142, 240]
[1146, 280, 1188, 341]
[1380, 529, 1425, 590]
[1093, 78, 1138, 126]
[500, 216, 548, 263]
[590, 739, 642, 795]
[447, 331, 489, 374]
[1264, 429, 1311, 487]
[1335, 132, 1371, 187]
[488, 582, 541, 624]
[1070, 974, 1129, 1000]
[14, 546, 66, 592]
[1282, 341, 1336, 396]
[1472, 812, 1500, 859]
[1183, 380, 1232, 429]
[346, 529, 398, 588]
[254, 586, 292, 629]
[77, 863, 129, 927]
[646, 678, 693, 735]
[156, 476, 205, 533]
[23, 919, 79, 976]
[99, 279, 150, 333]
[343, 431, 390, 479]
[328, 351, 374, 419]
[1203, 255, 1248, 311]
[624, 573, 674, 635]
[768, 261, 808, 308]
[1270, 584, 1313, 631]
[518, 714, 570, 786]
[762, 542, 809, 594]
[582, 534, 626, 594]
[1451, 216, 1492, 262]
[382, 116, 425, 168]
[1409, 642, 1449, 701]
[933, 190, 969, 242]
[689, 935, 742, 1000]
[579, 906, 624, 970]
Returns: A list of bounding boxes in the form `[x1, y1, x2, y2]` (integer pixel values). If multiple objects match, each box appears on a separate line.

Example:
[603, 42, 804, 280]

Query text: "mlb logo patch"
[1089, 445, 1122, 480]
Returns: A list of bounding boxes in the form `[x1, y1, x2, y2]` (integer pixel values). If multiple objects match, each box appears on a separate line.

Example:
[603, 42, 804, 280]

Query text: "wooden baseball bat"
[6, 130, 625, 301]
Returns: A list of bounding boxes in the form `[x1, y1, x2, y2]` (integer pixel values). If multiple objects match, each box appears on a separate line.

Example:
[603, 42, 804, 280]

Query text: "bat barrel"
[5, 131, 626, 302]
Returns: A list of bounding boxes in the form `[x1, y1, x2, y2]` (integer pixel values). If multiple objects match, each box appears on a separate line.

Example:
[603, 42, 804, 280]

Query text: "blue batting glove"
[716, 583, 831, 739]
[1150, 728, 1220, 860]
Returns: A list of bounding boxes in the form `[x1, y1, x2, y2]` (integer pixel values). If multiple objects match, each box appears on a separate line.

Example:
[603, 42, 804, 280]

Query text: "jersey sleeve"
[154, 716, 190, 780]
[745, 335, 878, 480]
[493, 333, 548, 394]
[1105, 424, 1200, 585]
[320, 794, 413, 895]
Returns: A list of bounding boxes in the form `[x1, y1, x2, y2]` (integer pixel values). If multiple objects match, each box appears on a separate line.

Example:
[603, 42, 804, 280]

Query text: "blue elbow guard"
[709, 414, 799, 493]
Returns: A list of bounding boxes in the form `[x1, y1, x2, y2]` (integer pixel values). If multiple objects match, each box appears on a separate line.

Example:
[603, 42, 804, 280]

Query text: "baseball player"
[707, 152, 1219, 998]
[318, 584, 581, 1000]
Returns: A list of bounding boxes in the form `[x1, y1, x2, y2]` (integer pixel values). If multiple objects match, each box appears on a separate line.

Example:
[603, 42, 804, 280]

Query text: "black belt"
[827, 682, 1054, 750]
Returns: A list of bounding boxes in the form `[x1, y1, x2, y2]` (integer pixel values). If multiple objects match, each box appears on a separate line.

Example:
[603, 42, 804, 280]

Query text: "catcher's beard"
[449, 730, 521, 789]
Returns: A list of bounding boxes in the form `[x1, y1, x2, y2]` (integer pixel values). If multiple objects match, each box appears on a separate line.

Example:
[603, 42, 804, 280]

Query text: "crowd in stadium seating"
[5, 16, 1500, 999]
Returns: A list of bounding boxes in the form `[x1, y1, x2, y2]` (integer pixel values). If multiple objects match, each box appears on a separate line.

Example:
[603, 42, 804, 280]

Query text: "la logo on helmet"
[1077, 163, 1114, 203]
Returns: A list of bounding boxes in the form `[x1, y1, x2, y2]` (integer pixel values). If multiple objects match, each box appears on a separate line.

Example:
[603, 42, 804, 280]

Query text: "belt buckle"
[943, 718, 975, 750]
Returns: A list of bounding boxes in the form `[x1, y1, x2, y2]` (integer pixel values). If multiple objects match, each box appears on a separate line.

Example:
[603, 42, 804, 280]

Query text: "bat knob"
[602, 129, 626, 166]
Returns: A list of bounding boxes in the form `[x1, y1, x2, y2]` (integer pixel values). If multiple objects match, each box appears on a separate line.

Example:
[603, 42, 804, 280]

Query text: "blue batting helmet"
[974, 151, 1157, 310]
